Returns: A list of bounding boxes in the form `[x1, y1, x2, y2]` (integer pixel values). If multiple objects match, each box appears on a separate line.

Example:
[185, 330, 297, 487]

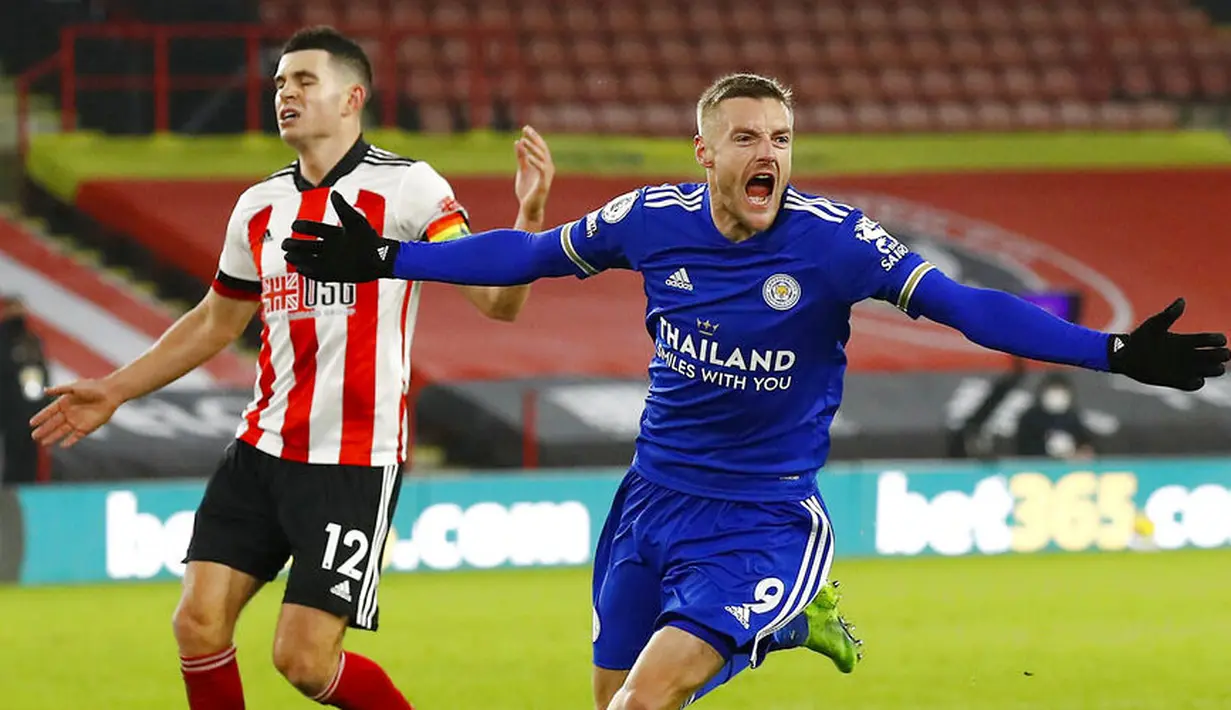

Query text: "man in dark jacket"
[0, 295, 49, 484]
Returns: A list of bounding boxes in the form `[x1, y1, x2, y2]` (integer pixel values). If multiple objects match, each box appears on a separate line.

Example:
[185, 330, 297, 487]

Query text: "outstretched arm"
[911, 270, 1228, 391]
[391, 223, 582, 285]
[286, 189, 638, 286]
[909, 269, 1110, 370]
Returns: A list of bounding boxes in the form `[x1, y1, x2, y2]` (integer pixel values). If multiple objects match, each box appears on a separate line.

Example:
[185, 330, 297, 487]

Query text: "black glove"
[1108, 298, 1229, 391]
[284, 192, 398, 282]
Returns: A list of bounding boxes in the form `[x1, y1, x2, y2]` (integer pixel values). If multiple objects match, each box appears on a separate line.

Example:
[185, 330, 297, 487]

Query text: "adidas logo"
[376, 245, 390, 261]
[665, 267, 693, 291]
[724, 604, 751, 630]
[1113, 337, 1126, 353]
[329, 581, 353, 603]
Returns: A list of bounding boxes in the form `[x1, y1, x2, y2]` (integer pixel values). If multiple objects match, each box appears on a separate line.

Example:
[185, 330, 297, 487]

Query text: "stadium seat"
[623, 68, 666, 103]
[1001, 67, 1040, 102]
[878, 67, 918, 103]
[1118, 65, 1156, 99]
[1039, 66, 1081, 101]
[839, 69, 879, 103]
[918, 68, 960, 102]
[418, 104, 455, 133]
[570, 36, 611, 70]
[475, 2, 512, 27]
[1057, 99, 1096, 130]
[973, 101, 1014, 131]
[1134, 100, 1180, 129]
[429, 3, 469, 28]
[892, 102, 935, 133]
[1197, 64, 1230, 100]
[388, 3, 429, 28]
[579, 70, 621, 103]
[937, 4, 976, 34]
[1158, 64, 1195, 100]
[797, 104, 852, 134]
[601, 3, 642, 34]
[1015, 101, 1058, 131]
[597, 103, 640, 135]
[960, 67, 1000, 102]
[1096, 101, 1137, 130]
[851, 103, 893, 133]
[822, 36, 863, 70]
[536, 68, 577, 103]
[934, 101, 975, 131]
[946, 36, 986, 66]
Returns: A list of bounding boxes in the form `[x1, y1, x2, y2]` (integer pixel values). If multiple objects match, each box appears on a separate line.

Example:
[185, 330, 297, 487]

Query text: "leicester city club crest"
[762, 273, 801, 311]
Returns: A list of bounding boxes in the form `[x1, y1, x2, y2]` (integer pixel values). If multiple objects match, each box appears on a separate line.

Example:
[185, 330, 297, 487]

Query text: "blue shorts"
[591, 470, 835, 671]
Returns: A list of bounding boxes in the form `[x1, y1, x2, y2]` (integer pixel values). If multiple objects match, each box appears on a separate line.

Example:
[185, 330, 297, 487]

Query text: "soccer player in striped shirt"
[286, 74, 1229, 709]
[29, 27, 556, 710]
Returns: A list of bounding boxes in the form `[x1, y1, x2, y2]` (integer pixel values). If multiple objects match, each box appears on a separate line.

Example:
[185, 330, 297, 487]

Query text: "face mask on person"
[1040, 387, 1073, 414]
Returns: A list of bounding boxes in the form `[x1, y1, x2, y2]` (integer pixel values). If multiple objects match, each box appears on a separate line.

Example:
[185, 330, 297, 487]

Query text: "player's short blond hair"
[695, 73, 794, 135]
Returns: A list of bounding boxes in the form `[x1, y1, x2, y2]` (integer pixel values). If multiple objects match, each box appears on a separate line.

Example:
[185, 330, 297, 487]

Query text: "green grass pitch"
[2, 549, 1229, 709]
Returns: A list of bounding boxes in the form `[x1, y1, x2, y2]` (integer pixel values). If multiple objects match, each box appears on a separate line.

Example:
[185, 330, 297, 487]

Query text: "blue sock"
[687, 615, 810, 704]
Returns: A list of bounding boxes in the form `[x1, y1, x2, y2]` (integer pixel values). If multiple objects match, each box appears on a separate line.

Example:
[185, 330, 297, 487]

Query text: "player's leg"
[273, 460, 411, 708]
[662, 491, 845, 705]
[176, 441, 293, 709]
[607, 626, 727, 710]
[592, 472, 666, 710]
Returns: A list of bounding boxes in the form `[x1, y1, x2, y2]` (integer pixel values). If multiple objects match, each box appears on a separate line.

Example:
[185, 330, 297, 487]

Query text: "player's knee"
[272, 642, 335, 697]
[171, 600, 231, 654]
[610, 685, 689, 710]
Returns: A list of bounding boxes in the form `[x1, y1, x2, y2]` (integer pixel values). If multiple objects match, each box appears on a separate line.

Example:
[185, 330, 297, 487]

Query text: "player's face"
[696, 97, 793, 235]
[273, 50, 361, 147]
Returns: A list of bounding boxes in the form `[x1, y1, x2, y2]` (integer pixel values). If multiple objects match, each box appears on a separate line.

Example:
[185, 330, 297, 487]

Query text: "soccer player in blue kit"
[284, 74, 1229, 710]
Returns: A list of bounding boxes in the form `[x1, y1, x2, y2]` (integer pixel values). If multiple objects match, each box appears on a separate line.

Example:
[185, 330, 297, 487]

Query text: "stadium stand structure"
[256, 0, 1231, 134]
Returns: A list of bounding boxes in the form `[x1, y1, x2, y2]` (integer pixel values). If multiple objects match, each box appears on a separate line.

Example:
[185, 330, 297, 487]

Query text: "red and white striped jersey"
[210, 138, 470, 467]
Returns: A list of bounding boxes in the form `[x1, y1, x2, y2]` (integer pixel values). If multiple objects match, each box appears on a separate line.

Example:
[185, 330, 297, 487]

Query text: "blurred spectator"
[1015, 371, 1096, 460]
[0, 295, 49, 485]
[947, 356, 1026, 460]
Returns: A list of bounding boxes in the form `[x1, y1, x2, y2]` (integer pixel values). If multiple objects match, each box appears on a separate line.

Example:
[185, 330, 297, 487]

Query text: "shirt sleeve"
[210, 197, 262, 302]
[392, 162, 471, 244]
[557, 188, 640, 278]
[835, 210, 935, 315]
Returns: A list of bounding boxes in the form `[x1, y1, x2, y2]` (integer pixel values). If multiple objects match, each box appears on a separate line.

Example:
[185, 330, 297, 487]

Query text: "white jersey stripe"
[782, 201, 846, 224]
[356, 464, 397, 628]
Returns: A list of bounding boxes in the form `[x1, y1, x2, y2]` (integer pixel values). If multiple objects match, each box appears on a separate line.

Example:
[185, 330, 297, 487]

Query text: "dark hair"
[696, 73, 794, 131]
[281, 26, 373, 91]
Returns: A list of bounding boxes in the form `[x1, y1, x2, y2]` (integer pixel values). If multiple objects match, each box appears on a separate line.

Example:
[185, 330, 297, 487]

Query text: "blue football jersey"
[560, 183, 934, 502]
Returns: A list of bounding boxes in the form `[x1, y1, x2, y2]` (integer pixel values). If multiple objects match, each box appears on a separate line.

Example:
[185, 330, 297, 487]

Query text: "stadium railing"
[15, 21, 525, 159]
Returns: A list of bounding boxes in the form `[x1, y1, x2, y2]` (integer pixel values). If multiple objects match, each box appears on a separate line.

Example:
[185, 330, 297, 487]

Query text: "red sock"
[313, 652, 413, 709]
[180, 645, 245, 709]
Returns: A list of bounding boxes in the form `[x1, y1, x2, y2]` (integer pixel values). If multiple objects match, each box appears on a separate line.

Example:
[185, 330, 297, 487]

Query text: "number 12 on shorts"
[322, 522, 370, 581]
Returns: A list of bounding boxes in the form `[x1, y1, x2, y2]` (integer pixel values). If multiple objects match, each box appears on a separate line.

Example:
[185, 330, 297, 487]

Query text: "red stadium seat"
[623, 68, 667, 104]
[665, 70, 707, 101]
[1158, 64, 1195, 99]
[562, 4, 601, 33]
[579, 70, 621, 103]
[342, 2, 383, 29]
[973, 101, 1014, 131]
[770, 4, 812, 35]
[388, 4, 428, 27]
[1014, 101, 1057, 131]
[738, 37, 777, 70]
[638, 103, 685, 137]
[1039, 66, 1081, 101]
[1197, 64, 1230, 100]
[1001, 67, 1039, 102]
[524, 36, 567, 70]
[614, 37, 655, 69]
[686, 4, 725, 35]
[946, 36, 986, 66]
[536, 69, 578, 103]
[878, 67, 918, 103]
[418, 105, 454, 134]
[1028, 36, 1066, 65]
[865, 37, 905, 69]
[905, 37, 946, 69]
[790, 72, 840, 104]
[403, 71, 446, 103]
[429, 3, 470, 28]
[934, 102, 975, 131]
[1057, 100, 1096, 130]
[851, 5, 891, 34]
[838, 68, 879, 103]
[937, 4, 975, 34]
[601, 2, 642, 33]
[1118, 64, 1156, 99]
[300, 1, 337, 27]
[644, 5, 685, 35]
[1096, 102, 1136, 131]
[475, 2, 513, 28]
[973, 4, 1015, 34]
[1134, 101, 1180, 130]
[811, 6, 850, 35]
[782, 35, 822, 68]
[851, 103, 893, 133]
[822, 36, 863, 71]
[987, 35, 1028, 68]
[892, 102, 935, 133]
[516, 3, 557, 33]
[597, 103, 640, 135]
[894, 5, 935, 37]
[918, 68, 960, 102]
[570, 36, 611, 70]
[960, 67, 1000, 102]
[656, 39, 696, 70]
[730, 5, 772, 35]
[797, 104, 852, 134]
